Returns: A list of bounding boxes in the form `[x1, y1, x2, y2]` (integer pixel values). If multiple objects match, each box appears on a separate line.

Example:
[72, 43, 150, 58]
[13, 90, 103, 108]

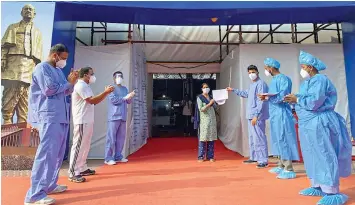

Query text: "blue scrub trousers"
[25, 123, 68, 203]
[247, 119, 268, 164]
[105, 120, 126, 162]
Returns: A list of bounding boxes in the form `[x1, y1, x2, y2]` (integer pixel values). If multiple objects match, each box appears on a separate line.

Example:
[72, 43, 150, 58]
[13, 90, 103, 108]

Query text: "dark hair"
[201, 83, 209, 88]
[247, 65, 258, 72]
[50, 43, 68, 54]
[113, 71, 123, 78]
[79, 67, 92, 78]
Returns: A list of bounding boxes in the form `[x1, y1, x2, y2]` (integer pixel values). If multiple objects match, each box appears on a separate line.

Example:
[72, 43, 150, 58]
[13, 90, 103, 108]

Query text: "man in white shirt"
[68, 67, 114, 183]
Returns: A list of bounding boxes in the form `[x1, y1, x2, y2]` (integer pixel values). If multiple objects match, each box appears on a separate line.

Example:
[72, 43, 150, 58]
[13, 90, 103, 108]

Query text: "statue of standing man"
[1, 4, 43, 125]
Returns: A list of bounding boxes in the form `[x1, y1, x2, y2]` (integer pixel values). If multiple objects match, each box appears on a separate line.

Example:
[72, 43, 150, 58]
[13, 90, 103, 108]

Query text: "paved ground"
[3, 157, 355, 177]
[2, 138, 355, 205]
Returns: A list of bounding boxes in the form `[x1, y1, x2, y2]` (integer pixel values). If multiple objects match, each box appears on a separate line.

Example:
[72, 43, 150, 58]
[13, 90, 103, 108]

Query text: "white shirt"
[72, 79, 94, 124]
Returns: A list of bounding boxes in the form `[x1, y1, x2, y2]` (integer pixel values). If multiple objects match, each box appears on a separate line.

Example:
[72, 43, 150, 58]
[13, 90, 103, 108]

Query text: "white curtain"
[219, 44, 350, 157]
[125, 25, 149, 155]
[73, 44, 131, 159]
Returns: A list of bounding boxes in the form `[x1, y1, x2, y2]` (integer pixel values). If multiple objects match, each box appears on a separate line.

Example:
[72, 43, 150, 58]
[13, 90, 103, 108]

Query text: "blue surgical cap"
[315, 59, 327, 71]
[264, 58, 280, 69]
[299, 50, 327, 71]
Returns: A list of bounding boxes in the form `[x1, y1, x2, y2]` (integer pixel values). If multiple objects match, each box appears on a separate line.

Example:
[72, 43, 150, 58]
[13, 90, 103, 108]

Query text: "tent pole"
[221, 25, 234, 42]
[298, 24, 332, 43]
[75, 37, 88, 46]
[226, 25, 230, 55]
[104, 22, 107, 45]
[259, 24, 283, 43]
[143, 25, 146, 41]
[238, 25, 243, 43]
[219, 25, 222, 62]
[102, 40, 240, 45]
[336, 23, 342, 43]
[270, 24, 274, 43]
[291, 24, 295, 43]
[128, 24, 132, 42]
[313, 23, 319, 43]
[295, 24, 298, 43]
[91, 22, 94, 46]
[257, 25, 260, 43]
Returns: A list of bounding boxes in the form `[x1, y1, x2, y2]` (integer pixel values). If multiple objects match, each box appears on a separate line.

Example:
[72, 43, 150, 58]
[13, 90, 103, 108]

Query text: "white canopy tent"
[71, 23, 349, 159]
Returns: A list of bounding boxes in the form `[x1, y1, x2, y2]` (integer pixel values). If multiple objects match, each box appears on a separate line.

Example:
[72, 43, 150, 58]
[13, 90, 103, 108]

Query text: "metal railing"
[1, 126, 23, 147]
[1, 124, 40, 147]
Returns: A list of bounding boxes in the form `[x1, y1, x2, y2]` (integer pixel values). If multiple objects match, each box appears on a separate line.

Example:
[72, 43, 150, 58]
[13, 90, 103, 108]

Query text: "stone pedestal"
[1, 123, 38, 170]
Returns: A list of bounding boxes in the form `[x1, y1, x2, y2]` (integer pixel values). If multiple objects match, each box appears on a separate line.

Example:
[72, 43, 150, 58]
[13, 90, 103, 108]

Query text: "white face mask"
[300, 69, 310, 79]
[249, 73, 258, 81]
[89, 75, 96, 84]
[56, 59, 66, 69]
[264, 70, 271, 77]
[115, 77, 123, 85]
[202, 88, 210, 94]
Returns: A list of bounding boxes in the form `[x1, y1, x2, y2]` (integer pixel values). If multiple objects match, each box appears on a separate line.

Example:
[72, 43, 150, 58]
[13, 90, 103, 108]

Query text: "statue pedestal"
[1, 123, 39, 170]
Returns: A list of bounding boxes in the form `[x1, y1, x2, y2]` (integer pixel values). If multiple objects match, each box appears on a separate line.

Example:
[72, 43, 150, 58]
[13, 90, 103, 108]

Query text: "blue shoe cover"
[299, 187, 326, 197]
[277, 170, 296, 179]
[317, 193, 349, 205]
[269, 167, 283, 174]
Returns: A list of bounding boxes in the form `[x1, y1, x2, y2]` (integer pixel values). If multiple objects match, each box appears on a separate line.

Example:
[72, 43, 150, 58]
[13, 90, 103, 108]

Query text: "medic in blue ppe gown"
[227, 65, 269, 168]
[260, 58, 300, 179]
[25, 44, 78, 205]
[104, 71, 135, 166]
[284, 51, 352, 205]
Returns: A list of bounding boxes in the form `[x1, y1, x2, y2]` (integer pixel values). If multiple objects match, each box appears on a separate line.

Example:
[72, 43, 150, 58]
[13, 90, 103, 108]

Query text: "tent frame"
[75, 22, 343, 63]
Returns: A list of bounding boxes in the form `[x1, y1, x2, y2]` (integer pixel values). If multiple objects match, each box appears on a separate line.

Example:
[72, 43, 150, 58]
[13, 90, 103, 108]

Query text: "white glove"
[124, 91, 135, 100]
[130, 90, 136, 97]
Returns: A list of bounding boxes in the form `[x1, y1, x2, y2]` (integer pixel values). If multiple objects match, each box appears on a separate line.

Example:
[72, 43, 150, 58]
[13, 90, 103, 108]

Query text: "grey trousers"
[277, 158, 294, 171]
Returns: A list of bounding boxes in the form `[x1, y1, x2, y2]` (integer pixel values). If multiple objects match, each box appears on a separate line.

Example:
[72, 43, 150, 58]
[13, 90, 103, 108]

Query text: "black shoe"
[243, 159, 257, 164]
[256, 163, 269, 169]
[69, 175, 86, 183]
[80, 169, 96, 176]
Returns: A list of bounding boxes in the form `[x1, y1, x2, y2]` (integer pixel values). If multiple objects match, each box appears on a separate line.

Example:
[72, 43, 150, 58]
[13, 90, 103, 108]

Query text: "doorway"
[151, 73, 216, 138]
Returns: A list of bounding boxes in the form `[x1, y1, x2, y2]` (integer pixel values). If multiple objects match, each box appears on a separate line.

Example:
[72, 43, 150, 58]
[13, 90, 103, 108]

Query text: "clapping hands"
[284, 94, 297, 103]
[104, 85, 115, 94]
[257, 94, 268, 101]
[68, 70, 79, 85]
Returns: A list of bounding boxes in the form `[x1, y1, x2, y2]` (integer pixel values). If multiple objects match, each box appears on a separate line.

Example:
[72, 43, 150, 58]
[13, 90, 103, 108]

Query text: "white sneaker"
[24, 196, 55, 204]
[48, 185, 67, 194]
[118, 158, 128, 163]
[104, 160, 116, 165]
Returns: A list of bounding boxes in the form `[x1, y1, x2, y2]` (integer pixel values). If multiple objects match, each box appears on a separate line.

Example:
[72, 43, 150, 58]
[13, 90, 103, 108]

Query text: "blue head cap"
[299, 50, 318, 67]
[314, 58, 327, 71]
[299, 50, 326, 71]
[264, 58, 280, 69]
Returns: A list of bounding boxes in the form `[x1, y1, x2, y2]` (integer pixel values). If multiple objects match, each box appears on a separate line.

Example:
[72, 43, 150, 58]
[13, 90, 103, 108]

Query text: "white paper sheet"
[212, 89, 229, 105]
[259, 92, 278, 96]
